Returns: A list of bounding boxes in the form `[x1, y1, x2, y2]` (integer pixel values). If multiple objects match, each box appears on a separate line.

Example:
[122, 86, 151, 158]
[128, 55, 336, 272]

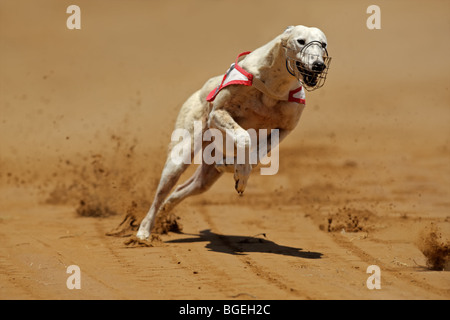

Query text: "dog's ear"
[281, 26, 294, 46]
[284, 26, 294, 34]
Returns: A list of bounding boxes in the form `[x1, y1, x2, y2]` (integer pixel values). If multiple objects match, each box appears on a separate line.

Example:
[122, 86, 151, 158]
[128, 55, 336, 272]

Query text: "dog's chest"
[230, 91, 304, 131]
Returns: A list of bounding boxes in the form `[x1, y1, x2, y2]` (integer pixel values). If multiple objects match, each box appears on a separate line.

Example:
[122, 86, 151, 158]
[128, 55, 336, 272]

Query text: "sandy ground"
[1, 0, 449, 300]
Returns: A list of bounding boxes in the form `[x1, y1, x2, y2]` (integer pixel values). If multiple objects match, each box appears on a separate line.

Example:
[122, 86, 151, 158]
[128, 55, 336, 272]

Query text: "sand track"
[1, 178, 448, 299]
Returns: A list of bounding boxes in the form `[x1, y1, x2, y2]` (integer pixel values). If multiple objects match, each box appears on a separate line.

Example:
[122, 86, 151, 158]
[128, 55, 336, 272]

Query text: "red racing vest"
[206, 51, 305, 105]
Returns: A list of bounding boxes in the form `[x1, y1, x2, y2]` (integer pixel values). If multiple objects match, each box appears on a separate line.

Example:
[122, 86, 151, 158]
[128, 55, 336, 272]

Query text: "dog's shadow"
[166, 229, 322, 259]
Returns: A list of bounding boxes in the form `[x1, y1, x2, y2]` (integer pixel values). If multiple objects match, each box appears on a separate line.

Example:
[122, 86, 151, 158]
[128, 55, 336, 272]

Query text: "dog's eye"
[321, 42, 327, 49]
[297, 39, 305, 46]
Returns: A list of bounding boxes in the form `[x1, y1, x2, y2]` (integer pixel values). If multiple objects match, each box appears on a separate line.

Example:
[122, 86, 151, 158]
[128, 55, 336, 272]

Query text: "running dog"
[137, 25, 331, 240]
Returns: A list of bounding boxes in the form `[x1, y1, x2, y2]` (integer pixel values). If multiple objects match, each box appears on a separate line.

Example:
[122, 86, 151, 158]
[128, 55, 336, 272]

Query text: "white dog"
[137, 25, 331, 240]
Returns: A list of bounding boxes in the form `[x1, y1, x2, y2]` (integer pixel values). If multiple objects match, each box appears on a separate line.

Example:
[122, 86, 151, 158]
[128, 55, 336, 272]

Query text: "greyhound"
[137, 25, 331, 240]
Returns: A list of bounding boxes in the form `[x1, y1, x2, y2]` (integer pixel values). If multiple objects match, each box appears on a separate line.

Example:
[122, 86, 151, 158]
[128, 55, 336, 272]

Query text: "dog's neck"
[241, 35, 300, 98]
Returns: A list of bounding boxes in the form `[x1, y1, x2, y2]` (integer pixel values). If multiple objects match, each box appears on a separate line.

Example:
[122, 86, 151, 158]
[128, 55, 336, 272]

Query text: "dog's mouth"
[296, 61, 318, 87]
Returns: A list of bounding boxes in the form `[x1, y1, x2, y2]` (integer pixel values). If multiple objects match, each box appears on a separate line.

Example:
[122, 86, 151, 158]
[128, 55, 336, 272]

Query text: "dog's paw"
[136, 229, 150, 240]
[234, 179, 245, 195]
[234, 163, 251, 195]
[136, 223, 151, 240]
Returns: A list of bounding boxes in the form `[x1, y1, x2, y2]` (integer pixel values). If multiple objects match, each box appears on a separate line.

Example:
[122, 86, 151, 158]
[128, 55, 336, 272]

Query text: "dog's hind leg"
[161, 163, 223, 214]
[136, 154, 191, 240]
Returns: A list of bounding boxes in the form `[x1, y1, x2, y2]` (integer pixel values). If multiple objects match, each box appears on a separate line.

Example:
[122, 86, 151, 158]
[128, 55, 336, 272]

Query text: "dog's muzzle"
[284, 41, 331, 91]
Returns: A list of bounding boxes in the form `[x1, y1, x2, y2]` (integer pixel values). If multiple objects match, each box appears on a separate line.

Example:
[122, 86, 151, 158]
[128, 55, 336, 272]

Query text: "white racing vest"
[206, 51, 306, 104]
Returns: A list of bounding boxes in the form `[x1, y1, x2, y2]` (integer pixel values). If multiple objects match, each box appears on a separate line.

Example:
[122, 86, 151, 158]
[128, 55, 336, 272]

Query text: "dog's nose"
[312, 61, 326, 72]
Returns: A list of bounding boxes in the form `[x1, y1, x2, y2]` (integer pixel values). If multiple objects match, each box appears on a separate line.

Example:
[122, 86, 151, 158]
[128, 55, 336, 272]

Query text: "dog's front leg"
[233, 162, 251, 194]
[233, 129, 252, 194]
[209, 109, 252, 194]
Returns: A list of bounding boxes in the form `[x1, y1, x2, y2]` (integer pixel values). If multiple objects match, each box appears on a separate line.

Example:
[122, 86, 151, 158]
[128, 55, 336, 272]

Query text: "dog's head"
[282, 25, 331, 91]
